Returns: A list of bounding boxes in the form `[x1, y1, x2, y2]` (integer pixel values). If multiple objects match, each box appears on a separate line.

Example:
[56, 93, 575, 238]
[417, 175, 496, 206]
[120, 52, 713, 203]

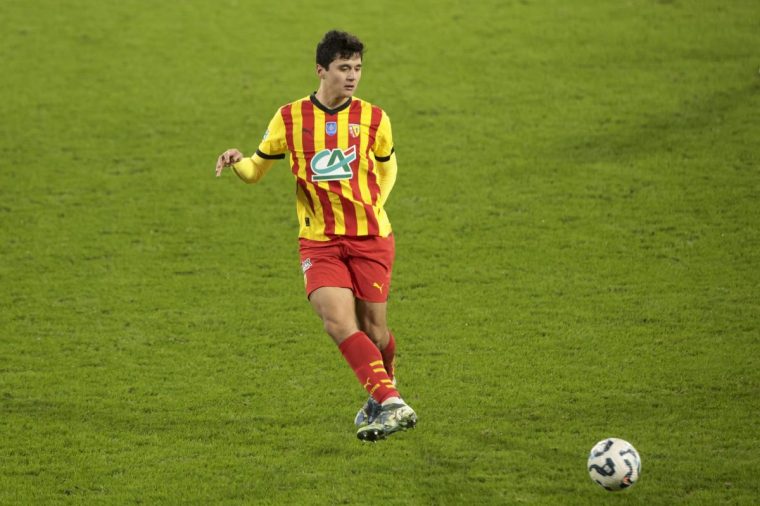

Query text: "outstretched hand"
[215, 149, 244, 177]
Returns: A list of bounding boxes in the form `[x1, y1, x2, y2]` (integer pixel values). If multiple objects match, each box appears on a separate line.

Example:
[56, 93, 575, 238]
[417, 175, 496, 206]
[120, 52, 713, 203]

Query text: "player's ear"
[316, 64, 326, 79]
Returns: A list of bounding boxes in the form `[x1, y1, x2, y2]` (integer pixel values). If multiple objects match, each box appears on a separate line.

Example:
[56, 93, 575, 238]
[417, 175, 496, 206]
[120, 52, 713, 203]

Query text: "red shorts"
[299, 235, 395, 303]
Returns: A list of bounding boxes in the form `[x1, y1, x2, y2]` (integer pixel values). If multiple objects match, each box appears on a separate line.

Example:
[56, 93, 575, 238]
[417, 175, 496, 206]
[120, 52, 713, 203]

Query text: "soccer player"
[214, 30, 416, 442]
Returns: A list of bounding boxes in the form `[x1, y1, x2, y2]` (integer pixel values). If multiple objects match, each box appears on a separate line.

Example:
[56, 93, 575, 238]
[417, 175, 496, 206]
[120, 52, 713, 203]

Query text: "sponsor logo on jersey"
[325, 121, 337, 136]
[310, 146, 356, 182]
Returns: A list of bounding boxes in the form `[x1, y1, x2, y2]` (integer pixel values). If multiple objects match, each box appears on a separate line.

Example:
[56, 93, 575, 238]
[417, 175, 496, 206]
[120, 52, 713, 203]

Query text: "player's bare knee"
[362, 324, 389, 348]
[322, 317, 357, 343]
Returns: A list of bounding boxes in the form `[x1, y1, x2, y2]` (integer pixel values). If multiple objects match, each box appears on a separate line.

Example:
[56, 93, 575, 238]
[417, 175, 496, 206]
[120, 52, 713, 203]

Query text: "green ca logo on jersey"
[310, 146, 356, 182]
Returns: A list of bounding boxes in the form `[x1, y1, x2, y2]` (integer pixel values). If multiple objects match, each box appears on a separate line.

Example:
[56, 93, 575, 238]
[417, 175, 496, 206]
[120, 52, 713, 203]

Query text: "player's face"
[317, 53, 362, 100]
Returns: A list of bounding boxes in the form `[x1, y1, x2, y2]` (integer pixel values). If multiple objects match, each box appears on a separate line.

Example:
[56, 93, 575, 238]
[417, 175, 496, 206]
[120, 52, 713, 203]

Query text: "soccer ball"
[587, 438, 641, 491]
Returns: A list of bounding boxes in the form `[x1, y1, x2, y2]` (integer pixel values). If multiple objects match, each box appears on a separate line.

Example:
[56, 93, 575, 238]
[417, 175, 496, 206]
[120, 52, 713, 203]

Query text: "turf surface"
[1, 0, 759, 503]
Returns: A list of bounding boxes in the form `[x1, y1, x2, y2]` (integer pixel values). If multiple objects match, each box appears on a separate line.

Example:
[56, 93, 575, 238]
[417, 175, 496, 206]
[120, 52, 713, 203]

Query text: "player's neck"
[314, 87, 351, 110]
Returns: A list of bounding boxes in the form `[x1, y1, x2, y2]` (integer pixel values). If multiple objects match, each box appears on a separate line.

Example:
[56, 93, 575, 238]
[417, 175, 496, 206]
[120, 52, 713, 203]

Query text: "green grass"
[1, 0, 759, 503]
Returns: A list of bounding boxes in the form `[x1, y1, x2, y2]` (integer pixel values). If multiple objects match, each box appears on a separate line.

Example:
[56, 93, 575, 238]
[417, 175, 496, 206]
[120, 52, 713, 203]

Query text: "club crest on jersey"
[310, 146, 356, 182]
[325, 121, 337, 136]
[349, 123, 361, 138]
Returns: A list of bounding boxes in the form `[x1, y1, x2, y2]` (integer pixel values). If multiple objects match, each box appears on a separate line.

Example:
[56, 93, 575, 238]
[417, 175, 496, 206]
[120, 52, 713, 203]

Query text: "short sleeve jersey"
[256, 94, 395, 241]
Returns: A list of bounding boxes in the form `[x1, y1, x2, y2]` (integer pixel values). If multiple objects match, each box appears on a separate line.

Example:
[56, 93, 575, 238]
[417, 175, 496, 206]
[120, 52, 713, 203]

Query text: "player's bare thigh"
[309, 286, 359, 345]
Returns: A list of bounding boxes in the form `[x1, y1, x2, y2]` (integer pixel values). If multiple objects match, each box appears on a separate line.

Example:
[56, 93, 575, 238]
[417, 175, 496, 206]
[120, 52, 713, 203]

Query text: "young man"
[214, 30, 416, 442]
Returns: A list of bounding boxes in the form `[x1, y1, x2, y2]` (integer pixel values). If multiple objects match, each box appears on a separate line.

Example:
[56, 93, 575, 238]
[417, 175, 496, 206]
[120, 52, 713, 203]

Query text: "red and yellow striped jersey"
[256, 94, 395, 241]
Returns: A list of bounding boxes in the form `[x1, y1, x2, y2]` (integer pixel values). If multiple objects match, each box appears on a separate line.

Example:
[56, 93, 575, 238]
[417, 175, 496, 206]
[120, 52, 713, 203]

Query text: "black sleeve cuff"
[375, 147, 395, 162]
[256, 149, 286, 160]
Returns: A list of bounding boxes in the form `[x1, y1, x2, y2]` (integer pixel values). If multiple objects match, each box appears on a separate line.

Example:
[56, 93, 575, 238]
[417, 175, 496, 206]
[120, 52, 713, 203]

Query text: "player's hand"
[215, 148, 244, 177]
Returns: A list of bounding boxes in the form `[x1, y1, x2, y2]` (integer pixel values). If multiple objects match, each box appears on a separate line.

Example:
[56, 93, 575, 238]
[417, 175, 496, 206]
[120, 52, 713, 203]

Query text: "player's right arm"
[215, 149, 276, 183]
[214, 108, 288, 183]
[232, 154, 276, 183]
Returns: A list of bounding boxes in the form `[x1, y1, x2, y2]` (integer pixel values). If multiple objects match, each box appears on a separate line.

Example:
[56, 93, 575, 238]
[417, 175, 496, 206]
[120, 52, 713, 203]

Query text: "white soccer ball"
[587, 438, 641, 491]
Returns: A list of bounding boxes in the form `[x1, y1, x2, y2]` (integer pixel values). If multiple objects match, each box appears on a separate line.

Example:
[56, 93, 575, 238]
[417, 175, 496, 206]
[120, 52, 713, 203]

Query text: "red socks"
[339, 331, 399, 403]
[381, 331, 396, 381]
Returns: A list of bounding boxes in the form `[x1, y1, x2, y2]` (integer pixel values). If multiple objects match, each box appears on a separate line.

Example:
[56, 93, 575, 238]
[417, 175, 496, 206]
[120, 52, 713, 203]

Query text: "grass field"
[1, 0, 759, 503]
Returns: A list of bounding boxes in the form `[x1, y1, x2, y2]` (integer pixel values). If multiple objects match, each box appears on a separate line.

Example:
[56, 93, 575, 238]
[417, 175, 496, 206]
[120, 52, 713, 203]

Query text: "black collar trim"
[310, 93, 352, 115]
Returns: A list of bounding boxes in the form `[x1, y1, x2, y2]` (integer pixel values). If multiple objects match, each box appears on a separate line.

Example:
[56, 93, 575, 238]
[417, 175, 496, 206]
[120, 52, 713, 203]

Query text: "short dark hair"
[316, 30, 364, 69]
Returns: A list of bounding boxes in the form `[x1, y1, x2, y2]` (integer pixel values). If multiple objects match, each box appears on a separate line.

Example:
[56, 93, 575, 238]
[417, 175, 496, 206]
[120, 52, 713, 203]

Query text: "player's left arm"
[373, 110, 397, 207]
[376, 153, 397, 207]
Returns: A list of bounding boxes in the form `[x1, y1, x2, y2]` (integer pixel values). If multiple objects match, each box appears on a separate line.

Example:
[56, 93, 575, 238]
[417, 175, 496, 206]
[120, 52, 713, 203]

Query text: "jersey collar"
[310, 93, 352, 115]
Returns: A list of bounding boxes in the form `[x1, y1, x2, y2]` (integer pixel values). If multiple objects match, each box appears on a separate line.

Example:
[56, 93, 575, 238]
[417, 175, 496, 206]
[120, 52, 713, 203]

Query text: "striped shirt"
[257, 94, 395, 241]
